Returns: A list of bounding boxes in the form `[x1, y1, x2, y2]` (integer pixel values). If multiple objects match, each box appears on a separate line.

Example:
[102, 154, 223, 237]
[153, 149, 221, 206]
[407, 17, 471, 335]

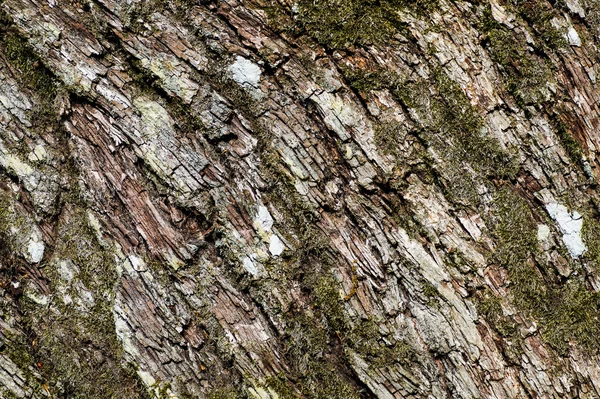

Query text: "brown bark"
[1, 0, 600, 398]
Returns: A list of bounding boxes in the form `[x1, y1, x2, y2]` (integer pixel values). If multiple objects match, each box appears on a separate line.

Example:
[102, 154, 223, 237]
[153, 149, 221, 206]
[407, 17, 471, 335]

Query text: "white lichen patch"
[228, 56, 262, 88]
[27, 238, 45, 263]
[114, 310, 141, 358]
[136, 370, 156, 390]
[133, 97, 173, 140]
[86, 210, 106, 244]
[76, 283, 96, 310]
[545, 203, 586, 258]
[243, 256, 259, 276]
[567, 26, 582, 47]
[57, 260, 76, 282]
[166, 253, 184, 271]
[248, 386, 277, 399]
[25, 289, 49, 305]
[3, 197, 47, 264]
[4, 153, 34, 177]
[252, 204, 285, 257]
[269, 235, 285, 256]
[255, 205, 274, 232]
[565, 0, 585, 17]
[28, 145, 48, 162]
[141, 56, 199, 104]
[128, 255, 147, 272]
[537, 224, 550, 242]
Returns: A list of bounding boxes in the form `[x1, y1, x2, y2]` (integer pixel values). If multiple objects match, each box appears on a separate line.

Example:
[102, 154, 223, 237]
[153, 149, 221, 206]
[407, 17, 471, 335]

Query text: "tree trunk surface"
[2, 0, 600, 398]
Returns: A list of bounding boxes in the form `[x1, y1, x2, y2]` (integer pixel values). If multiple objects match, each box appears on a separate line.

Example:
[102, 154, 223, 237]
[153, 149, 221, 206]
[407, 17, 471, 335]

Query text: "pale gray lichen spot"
[128, 255, 147, 272]
[86, 210, 106, 243]
[28, 145, 48, 162]
[545, 203, 586, 258]
[58, 260, 75, 282]
[141, 55, 200, 104]
[114, 301, 142, 358]
[26, 237, 45, 263]
[228, 56, 262, 88]
[77, 284, 96, 310]
[565, 0, 585, 18]
[4, 153, 34, 179]
[567, 26, 582, 47]
[537, 224, 550, 242]
[256, 205, 274, 231]
[243, 256, 259, 276]
[137, 369, 177, 398]
[133, 97, 174, 140]
[26, 290, 49, 305]
[253, 204, 286, 257]
[248, 386, 275, 399]
[269, 234, 285, 256]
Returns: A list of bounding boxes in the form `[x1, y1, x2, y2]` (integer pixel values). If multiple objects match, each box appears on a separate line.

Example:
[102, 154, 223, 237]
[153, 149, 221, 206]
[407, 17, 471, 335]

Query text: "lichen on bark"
[2, 0, 600, 398]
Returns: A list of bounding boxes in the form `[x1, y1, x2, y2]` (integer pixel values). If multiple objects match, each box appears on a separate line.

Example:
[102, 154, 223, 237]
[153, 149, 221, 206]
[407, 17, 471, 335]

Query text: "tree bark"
[1, 0, 600, 398]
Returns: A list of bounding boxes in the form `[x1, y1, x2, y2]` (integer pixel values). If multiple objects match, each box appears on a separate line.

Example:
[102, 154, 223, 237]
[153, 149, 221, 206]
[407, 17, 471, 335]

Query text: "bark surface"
[1, 0, 600, 398]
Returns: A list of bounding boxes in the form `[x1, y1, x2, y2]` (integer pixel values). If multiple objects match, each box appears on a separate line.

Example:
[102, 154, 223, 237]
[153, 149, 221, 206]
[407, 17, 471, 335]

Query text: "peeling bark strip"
[3, 0, 600, 397]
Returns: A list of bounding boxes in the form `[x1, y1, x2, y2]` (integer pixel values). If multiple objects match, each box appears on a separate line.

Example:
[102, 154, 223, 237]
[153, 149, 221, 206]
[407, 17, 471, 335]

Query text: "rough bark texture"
[2, 0, 600, 398]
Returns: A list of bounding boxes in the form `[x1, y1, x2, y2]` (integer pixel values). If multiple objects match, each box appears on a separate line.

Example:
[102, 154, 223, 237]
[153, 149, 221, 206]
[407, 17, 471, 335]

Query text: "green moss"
[583, 0, 600, 38]
[346, 66, 519, 199]
[512, 0, 568, 51]
[3, 332, 46, 397]
[344, 65, 519, 202]
[281, 273, 415, 393]
[149, 380, 173, 399]
[279, 309, 362, 398]
[10, 207, 151, 399]
[341, 65, 400, 94]
[0, 388, 19, 399]
[1, 33, 56, 98]
[582, 210, 600, 269]
[265, 374, 300, 399]
[283, 313, 330, 372]
[475, 293, 525, 362]
[300, 363, 360, 399]
[0, 191, 12, 234]
[491, 188, 600, 354]
[294, 0, 408, 48]
[207, 387, 243, 399]
[123, 0, 194, 32]
[344, 318, 415, 368]
[123, 1, 156, 33]
[0, 28, 57, 125]
[475, 290, 521, 340]
[262, 0, 439, 50]
[312, 275, 348, 332]
[480, 5, 554, 106]
[421, 281, 440, 307]
[475, 290, 503, 321]
[493, 187, 546, 310]
[541, 281, 600, 353]
[369, 69, 518, 206]
[552, 115, 583, 164]
[434, 70, 518, 175]
[373, 121, 409, 163]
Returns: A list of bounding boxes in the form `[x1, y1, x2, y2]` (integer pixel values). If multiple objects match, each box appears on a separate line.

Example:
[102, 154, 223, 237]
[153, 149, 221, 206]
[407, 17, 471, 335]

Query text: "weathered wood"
[2, 0, 600, 398]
